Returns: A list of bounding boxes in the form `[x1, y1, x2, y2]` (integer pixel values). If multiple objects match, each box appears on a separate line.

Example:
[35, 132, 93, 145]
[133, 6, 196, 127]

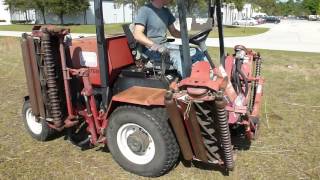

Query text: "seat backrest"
[122, 24, 172, 71]
[122, 24, 144, 60]
[122, 24, 136, 49]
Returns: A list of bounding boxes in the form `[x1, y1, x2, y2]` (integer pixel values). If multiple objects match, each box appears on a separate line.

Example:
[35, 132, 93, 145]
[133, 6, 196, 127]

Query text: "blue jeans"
[144, 44, 207, 76]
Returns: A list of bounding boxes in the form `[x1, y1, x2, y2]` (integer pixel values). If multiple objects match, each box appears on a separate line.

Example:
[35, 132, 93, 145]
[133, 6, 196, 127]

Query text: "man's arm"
[168, 24, 181, 38]
[133, 24, 154, 48]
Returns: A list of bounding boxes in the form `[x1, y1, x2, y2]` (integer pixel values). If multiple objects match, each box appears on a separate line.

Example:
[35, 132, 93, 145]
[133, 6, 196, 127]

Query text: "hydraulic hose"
[236, 60, 249, 97]
[232, 58, 249, 97]
[231, 62, 239, 94]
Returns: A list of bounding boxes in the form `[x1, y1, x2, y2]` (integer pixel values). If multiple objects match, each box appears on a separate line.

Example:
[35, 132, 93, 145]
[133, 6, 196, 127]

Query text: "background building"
[1, 0, 258, 26]
[222, 3, 258, 25]
[0, 0, 133, 25]
[36, 0, 133, 24]
[0, 0, 11, 25]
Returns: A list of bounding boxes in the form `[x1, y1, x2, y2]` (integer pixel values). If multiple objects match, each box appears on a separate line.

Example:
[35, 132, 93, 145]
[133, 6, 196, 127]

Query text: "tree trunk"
[60, 13, 64, 25]
[9, 7, 13, 22]
[25, 11, 28, 22]
[123, 4, 125, 23]
[84, 10, 87, 24]
[132, 3, 134, 22]
[41, 9, 46, 24]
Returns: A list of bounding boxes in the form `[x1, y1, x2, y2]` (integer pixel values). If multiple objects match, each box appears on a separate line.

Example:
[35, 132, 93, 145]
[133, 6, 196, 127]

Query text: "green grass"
[212, 26, 269, 38]
[0, 24, 124, 34]
[0, 24, 269, 37]
[0, 37, 319, 179]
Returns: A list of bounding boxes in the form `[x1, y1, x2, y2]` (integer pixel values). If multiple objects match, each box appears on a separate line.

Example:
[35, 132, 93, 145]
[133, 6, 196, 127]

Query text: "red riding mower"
[20, 0, 264, 177]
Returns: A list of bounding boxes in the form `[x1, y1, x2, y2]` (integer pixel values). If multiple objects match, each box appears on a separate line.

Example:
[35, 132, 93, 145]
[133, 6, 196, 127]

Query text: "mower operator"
[133, 0, 206, 76]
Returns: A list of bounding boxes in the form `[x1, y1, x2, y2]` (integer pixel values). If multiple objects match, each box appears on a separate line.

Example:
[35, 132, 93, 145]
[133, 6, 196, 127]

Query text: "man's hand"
[150, 44, 168, 53]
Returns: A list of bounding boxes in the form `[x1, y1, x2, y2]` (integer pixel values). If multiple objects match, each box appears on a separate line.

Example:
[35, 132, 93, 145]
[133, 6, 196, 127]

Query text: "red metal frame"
[29, 26, 264, 149]
[222, 48, 264, 139]
[68, 35, 134, 86]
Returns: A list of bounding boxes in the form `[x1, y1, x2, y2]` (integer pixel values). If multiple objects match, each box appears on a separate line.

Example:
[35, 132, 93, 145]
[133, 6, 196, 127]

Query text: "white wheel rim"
[117, 123, 155, 165]
[26, 108, 42, 135]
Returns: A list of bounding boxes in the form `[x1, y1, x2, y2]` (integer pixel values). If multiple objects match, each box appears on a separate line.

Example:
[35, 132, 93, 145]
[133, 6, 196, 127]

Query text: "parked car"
[308, 15, 317, 21]
[233, 18, 258, 26]
[264, 16, 281, 24]
[297, 16, 308, 20]
[253, 17, 266, 24]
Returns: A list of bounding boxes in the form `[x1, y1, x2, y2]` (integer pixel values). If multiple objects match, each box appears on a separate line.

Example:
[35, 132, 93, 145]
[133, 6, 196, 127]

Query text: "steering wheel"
[189, 27, 212, 46]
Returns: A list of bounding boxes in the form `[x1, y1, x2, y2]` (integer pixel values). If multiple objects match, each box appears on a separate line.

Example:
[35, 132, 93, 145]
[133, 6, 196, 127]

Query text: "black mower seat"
[122, 24, 148, 62]
[122, 23, 173, 70]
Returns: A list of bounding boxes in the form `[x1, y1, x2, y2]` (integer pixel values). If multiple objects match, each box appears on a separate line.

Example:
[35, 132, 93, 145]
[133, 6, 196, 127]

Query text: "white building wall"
[221, 3, 257, 25]
[102, 2, 133, 24]
[11, 10, 36, 22]
[0, 0, 11, 25]
[37, 1, 133, 24]
[242, 4, 253, 18]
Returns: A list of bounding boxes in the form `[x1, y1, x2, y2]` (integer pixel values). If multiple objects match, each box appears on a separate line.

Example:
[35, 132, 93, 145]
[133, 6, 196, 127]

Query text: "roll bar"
[94, 0, 109, 109]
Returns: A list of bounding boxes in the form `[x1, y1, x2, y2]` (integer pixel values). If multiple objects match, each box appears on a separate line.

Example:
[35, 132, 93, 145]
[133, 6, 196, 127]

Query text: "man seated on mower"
[133, 0, 206, 76]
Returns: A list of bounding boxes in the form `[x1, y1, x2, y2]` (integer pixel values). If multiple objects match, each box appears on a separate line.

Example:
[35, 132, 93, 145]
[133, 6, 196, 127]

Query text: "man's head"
[151, 0, 172, 7]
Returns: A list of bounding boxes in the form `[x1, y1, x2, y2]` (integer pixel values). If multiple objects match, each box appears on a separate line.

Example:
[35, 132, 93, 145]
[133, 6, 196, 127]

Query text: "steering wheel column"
[189, 28, 215, 69]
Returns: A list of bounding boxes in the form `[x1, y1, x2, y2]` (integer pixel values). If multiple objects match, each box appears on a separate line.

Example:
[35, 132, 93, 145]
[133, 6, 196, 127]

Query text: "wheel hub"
[127, 130, 150, 155]
[117, 123, 155, 165]
[26, 108, 42, 135]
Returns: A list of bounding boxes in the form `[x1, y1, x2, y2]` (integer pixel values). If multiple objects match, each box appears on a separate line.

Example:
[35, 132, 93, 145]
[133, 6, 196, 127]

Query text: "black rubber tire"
[22, 99, 55, 141]
[251, 117, 261, 140]
[66, 121, 91, 150]
[106, 106, 180, 177]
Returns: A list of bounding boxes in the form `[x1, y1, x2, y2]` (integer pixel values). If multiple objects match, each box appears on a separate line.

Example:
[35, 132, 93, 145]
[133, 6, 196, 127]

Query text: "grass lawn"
[0, 24, 124, 34]
[0, 37, 319, 179]
[0, 24, 269, 38]
[205, 26, 269, 38]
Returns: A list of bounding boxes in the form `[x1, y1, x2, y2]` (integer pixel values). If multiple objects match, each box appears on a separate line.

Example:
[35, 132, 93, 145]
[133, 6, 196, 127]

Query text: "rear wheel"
[106, 106, 179, 177]
[22, 99, 55, 141]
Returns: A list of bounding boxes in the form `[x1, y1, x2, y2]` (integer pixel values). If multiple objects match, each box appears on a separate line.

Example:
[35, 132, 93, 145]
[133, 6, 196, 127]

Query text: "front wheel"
[106, 106, 179, 177]
[22, 99, 55, 141]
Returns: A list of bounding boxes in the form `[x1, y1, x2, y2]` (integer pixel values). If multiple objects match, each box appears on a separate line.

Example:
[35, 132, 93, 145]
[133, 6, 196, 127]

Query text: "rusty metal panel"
[111, 86, 166, 106]
[26, 36, 46, 118]
[179, 102, 208, 163]
[187, 105, 208, 162]
[21, 35, 40, 116]
[165, 92, 193, 160]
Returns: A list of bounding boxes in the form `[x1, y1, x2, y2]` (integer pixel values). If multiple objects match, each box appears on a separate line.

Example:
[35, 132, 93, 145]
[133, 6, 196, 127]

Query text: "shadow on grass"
[46, 130, 65, 141]
[175, 134, 252, 176]
[178, 129, 252, 176]
[231, 135, 252, 151]
[180, 159, 230, 176]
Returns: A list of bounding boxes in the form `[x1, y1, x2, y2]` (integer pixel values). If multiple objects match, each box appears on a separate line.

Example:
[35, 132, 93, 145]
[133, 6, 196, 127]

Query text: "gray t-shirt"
[134, 3, 176, 44]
